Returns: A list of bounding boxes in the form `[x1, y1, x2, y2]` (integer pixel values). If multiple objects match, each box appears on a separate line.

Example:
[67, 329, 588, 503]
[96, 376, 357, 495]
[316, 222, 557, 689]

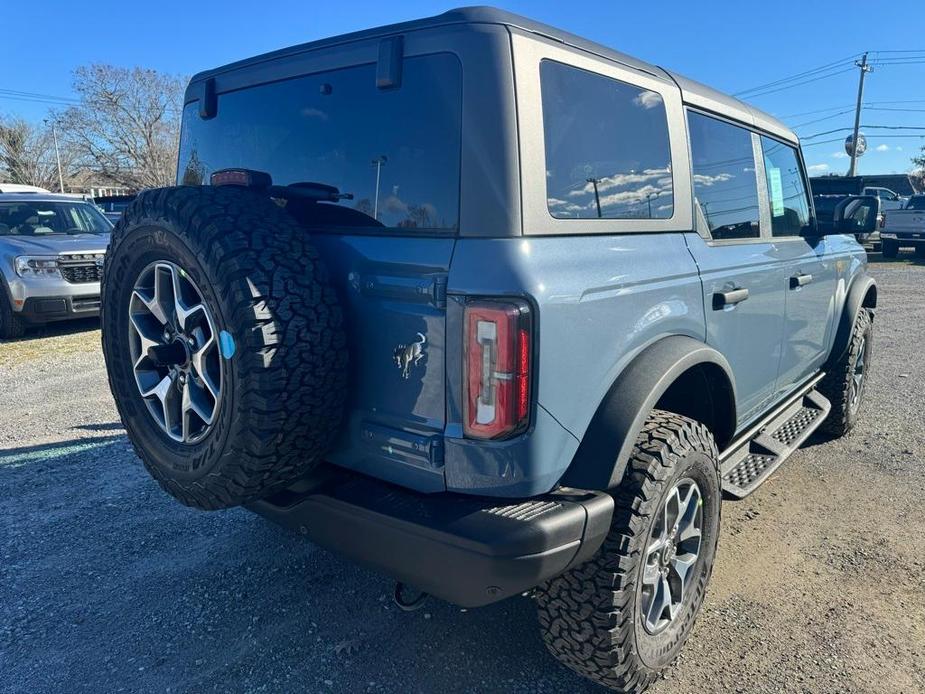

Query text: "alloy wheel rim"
[849, 336, 867, 410]
[128, 261, 223, 444]
[640, 478, 703, 634]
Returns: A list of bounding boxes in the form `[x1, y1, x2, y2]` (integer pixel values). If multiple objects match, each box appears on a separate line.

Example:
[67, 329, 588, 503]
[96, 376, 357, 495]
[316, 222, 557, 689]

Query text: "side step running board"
[720, 388, 831, 498]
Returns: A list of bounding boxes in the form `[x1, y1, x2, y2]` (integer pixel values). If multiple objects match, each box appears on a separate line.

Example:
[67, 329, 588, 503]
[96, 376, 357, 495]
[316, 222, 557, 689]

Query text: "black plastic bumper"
[20, 295, 101, 322]
[248, 467, 614, 608]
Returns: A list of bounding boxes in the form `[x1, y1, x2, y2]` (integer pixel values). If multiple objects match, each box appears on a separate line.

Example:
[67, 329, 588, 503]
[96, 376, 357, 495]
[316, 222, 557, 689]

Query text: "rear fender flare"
[561, 335, 736, 491]
[828, 273, 876, 368]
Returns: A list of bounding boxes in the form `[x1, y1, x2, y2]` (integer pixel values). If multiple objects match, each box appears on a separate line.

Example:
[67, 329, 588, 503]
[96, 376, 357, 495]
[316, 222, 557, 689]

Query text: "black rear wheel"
[102, 186, 347, 510]
[0, 292, 25, 340]
[881, 240, 899, 259]
[819, 308, 873, 438]
[536, 411, 721, 693]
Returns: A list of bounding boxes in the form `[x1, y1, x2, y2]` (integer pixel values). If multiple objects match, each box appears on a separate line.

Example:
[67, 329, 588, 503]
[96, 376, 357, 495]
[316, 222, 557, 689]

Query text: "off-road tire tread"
[102, 186, 347, 510]
[819, 308, 872, 437]
[536, 411, 720, 693]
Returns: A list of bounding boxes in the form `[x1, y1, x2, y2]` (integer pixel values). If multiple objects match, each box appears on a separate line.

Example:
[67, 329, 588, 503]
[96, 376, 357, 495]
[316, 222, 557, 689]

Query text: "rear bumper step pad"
[248, 467, 613, 607]
[721, 389, 831, 498]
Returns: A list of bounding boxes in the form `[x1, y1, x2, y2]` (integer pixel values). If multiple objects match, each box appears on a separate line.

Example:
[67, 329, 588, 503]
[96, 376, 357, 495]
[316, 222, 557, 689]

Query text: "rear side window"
[178, 53, 462, 231]
[760, 136, 810, 237]
[540, 60, 674, 220]
[687, 112, 760, 240]
[907, 196, 925, 210]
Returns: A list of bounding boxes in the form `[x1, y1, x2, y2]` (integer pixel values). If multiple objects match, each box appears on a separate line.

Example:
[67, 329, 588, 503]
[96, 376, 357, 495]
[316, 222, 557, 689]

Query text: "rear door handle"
[790, 273, 813, 289]
[713, 287, 749, 310]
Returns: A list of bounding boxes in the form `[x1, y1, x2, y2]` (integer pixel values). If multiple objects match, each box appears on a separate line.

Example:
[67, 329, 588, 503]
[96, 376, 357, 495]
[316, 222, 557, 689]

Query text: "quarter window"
[760, 136, 811, 237]
[687, 112, 760, 240]
[540, 60, 674, 220]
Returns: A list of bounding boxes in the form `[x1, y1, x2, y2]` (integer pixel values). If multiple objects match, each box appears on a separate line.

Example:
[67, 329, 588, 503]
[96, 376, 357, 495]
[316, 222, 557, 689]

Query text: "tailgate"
[311, 233, 454, 492]
[885, 210, 925, 234]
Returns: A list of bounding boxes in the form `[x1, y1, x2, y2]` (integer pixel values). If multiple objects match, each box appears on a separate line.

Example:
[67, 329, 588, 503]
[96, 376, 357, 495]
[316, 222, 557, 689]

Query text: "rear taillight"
[463, 299, 532, 439]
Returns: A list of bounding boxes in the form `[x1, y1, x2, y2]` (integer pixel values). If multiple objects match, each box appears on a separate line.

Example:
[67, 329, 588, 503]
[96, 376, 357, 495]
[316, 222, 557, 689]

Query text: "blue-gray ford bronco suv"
[100, 8, 880, 692]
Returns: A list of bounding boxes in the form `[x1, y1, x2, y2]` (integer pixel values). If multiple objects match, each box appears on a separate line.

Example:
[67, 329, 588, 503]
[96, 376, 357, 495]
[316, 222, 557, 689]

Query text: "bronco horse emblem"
[393, 332, 426, 379]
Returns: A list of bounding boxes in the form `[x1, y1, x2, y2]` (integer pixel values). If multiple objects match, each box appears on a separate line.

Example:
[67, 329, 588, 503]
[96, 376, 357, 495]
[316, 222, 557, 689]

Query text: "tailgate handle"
[790, 273, 813, 289]
[713, 287, 749, 310]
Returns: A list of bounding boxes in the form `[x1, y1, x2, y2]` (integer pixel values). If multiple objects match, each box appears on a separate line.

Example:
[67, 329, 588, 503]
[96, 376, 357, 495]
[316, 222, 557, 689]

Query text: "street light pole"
[848, 52, 872, 177]
[45, 119, 65, 193]
[645, 191, 660, 218]
[371, 155, 387, 220]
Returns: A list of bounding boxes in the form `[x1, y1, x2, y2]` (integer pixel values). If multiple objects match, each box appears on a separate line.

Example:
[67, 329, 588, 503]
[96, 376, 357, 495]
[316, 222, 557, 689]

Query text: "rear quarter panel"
[444, 232, 705, 495]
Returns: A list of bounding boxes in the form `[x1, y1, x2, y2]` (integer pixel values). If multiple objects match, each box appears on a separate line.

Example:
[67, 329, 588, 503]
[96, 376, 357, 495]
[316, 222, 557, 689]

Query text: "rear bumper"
[248, 467, 613, 608]
[881, 232, 925, 244]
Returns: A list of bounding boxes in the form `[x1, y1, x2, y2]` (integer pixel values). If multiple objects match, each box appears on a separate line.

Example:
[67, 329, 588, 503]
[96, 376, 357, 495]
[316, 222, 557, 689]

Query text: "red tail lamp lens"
[463, 300, 532, 439]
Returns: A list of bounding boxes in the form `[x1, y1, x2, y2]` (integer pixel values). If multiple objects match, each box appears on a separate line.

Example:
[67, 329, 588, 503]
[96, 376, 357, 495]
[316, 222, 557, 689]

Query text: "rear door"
[684, 111, 788, 427]
[758, 135, 837, 397]
[310, 234, 453, 493]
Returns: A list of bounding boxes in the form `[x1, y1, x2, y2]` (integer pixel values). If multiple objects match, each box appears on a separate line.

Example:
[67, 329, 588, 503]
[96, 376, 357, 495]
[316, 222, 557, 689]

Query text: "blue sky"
[3, 1, 923, 174]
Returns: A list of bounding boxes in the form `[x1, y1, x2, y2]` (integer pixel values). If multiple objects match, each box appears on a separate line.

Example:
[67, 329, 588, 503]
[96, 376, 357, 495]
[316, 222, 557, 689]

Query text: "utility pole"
[848, 52, 872, 177]
[586, 177, 602, 218]
[45, 118, 64, 193]
[371, 155, 387, 220]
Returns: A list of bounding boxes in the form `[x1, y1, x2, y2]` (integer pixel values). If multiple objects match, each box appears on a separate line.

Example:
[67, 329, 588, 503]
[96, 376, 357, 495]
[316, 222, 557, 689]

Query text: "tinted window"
[177, 54, 462, 231]
[907, 196, 925, 210]
[688, 112, 760, 240]
[540, 60, 673, 220]
[761, 136, 810, 237]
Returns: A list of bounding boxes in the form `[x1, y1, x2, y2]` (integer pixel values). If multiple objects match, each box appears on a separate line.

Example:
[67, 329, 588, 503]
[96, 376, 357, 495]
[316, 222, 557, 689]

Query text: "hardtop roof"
[0, 193, 92, 204]
[188, 5, 796, 144]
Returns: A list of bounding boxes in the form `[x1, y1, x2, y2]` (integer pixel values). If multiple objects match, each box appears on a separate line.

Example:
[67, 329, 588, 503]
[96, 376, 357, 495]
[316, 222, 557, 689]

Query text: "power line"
[802, 134, 925, 148]
[733, 54, 861, 96]
[736, 67, 857, 99]
[791, 109, 855, 128]
[803, 124, 925, 140]
[780, 99, 925, 119]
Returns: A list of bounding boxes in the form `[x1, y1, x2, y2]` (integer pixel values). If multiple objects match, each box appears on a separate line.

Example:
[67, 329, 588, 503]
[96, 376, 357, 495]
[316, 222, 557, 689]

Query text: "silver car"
[0, 193, 112, 338]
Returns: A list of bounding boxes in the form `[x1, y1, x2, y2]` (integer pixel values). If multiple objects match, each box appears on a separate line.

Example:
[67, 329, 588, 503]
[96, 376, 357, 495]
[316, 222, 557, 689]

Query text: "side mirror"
[832, 195, 879, 235]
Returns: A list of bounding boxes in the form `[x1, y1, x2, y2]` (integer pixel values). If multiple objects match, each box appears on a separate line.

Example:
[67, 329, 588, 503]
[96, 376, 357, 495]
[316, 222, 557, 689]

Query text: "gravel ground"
[2, 259, 924, 694]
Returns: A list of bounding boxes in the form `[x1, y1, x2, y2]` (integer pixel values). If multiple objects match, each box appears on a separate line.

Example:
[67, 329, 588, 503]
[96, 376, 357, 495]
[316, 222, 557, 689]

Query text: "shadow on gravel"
[71, 421, 124, 433]
[1, 433, 603, 694]
[0, 434, 124, 470]
[0, 316, 100, 345]
[866, 251, 925, 266]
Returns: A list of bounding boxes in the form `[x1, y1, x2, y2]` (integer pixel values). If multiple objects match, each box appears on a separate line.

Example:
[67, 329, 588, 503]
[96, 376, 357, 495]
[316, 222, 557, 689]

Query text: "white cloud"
[807, 163, 830, 173]
[832, 151, 848, 159]
[633, 90, 663, 109]
[897, 146, 904, 151]
[876, 144, 890, 152]
[692, 173, 733, 186]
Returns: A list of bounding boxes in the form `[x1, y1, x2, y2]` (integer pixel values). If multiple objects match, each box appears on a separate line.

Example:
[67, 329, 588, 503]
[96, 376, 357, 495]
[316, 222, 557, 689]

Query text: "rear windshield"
[0, 200, 112, 236]
[178, 53, 462, 232]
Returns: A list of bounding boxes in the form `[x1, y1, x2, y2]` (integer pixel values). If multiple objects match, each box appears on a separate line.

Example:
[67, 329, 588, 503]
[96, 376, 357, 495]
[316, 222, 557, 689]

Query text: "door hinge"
[429, 437, 445, 467]
[432, 275, 447, 309]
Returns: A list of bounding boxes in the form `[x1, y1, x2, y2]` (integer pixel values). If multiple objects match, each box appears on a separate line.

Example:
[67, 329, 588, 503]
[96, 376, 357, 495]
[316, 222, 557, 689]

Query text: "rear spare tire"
[102, 186, 347, 510]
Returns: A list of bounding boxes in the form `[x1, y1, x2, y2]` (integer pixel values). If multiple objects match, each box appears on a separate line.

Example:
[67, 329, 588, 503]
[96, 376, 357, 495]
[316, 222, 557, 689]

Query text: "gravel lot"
[2, 259, 924, 694]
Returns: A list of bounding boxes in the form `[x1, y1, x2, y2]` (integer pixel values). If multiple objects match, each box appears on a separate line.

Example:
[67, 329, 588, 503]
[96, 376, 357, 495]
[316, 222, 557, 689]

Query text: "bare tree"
[60, 64, 185, 190]
[912, 146, 925, 192]
[0, 116, 76, 190]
